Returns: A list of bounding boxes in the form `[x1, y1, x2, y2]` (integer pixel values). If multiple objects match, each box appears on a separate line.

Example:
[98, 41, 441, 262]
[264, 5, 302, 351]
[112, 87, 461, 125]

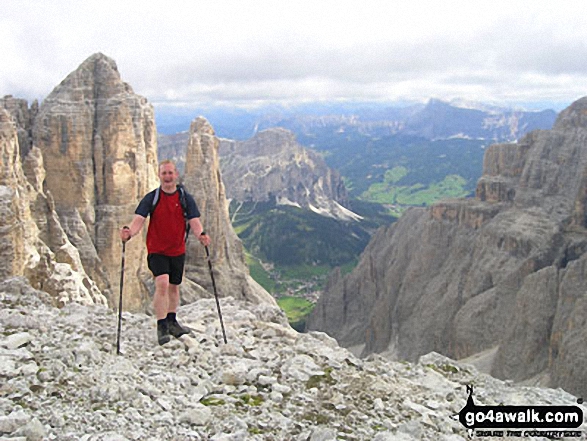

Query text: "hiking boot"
[157, 320, 171, 345]
[168, 320, 191, 338]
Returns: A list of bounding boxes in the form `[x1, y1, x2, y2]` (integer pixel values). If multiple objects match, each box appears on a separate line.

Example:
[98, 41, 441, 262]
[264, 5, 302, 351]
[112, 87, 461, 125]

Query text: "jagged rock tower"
[32, 53, 159, 310]
[307, 97, 587, 399]
[182, 117, 275, 305]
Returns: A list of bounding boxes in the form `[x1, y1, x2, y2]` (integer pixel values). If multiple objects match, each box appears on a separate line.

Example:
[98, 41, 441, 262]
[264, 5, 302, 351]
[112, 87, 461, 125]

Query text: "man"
[120, 160, 211, 345]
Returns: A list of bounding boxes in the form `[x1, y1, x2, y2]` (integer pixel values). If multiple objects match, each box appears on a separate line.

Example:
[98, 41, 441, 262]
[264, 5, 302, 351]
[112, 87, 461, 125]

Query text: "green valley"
[361, 171, 470, 216]
[230, 201, 376, 321]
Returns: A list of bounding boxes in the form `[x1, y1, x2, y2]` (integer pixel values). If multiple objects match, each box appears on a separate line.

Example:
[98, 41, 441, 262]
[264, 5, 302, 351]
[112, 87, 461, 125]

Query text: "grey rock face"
[308, 97, 587, 400]
[183, 117, 276, 306]
[0, 278, 583, 440]
[32, 53, 159, 311]
[0, 95, 37, 158]
[219, 128, 357, 221]
[0, 105, 106, 307]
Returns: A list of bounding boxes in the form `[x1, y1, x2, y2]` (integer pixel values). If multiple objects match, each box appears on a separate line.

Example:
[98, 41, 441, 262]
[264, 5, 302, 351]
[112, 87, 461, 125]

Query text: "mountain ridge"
[219, 128, 358, 222]
[156, 99, 557, 142]
[306, 96, 587, 400]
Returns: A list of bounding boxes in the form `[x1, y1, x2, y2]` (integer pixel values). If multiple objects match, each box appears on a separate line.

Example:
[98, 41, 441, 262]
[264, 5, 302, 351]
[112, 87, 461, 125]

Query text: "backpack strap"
[149, 187, 161, 216]
[177, 185, 191, 242]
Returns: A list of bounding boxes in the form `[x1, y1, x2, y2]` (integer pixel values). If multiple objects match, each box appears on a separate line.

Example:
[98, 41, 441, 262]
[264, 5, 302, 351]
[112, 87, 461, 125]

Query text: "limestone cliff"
[0, 95, 37, 158]
[182, 117, 276, 305]
[307, 97, 587, 399]
[0, 104, 105, 307]
[32, 53, 159, 311]
[219, 128, 358, 221]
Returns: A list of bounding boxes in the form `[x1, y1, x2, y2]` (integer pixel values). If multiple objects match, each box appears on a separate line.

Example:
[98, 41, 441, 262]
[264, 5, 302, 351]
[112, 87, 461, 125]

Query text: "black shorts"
[147, 254, 186, 285]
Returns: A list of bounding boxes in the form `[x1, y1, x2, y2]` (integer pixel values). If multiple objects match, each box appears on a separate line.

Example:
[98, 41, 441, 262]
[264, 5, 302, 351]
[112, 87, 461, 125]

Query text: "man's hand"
[120, 216, 145, 243]
[120, 226, 131, 242]
[198, 232, 211, 247]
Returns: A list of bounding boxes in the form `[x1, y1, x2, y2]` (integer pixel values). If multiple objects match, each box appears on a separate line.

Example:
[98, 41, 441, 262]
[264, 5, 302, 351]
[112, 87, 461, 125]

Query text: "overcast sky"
[2, 0, 587, 110]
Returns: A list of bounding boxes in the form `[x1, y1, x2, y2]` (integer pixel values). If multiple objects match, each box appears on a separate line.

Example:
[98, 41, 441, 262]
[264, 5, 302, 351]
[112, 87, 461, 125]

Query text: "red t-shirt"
[145, 190, 187, 256]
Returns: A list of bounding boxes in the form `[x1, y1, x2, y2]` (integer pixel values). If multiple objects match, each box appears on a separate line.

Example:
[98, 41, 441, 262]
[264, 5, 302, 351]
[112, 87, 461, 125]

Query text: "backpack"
[150, 185, 191, 242]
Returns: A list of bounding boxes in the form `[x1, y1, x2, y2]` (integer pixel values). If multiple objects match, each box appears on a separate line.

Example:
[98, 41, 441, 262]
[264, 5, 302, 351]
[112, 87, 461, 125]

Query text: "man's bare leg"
[153, 275, 170, 320]
[167, 283, 180, 314]
[154, 275, 171, 344]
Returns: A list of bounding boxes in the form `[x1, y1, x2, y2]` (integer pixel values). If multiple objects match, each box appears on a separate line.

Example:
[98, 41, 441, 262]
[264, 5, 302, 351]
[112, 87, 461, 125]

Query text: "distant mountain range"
[156, 99, 557, 142]
[158, 127, 388, 279]
[219, 128, 357, 221]
[158, 99, 557, 207]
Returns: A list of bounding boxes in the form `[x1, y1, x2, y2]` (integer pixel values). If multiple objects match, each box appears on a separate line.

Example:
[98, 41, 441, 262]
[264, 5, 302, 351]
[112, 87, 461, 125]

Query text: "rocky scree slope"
[1, 278, 585, 441]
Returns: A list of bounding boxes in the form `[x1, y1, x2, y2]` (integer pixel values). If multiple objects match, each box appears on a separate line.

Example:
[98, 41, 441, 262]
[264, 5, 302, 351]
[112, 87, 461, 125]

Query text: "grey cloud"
[499, 40, 587, 75]
[147, 38, 480, 93]
[3, 0, 587, 108]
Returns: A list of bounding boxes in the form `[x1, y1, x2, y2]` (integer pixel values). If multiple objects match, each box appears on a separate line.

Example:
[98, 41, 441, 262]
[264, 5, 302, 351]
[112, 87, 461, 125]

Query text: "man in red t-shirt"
[120, 160, 211, 345]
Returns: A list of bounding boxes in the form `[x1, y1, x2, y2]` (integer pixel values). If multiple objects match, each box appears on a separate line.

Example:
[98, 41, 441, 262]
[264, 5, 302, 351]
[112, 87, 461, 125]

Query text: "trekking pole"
[205, 245, 228, 344]
[116, 239, 127, 355]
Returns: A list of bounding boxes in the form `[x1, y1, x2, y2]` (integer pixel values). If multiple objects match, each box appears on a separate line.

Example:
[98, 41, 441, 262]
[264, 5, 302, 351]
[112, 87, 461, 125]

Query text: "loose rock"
[0, 285, 584, 440]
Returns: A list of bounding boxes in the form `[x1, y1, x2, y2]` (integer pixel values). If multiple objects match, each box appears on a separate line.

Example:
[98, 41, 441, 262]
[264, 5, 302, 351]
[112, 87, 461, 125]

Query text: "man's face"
[159, 163, 178, 185]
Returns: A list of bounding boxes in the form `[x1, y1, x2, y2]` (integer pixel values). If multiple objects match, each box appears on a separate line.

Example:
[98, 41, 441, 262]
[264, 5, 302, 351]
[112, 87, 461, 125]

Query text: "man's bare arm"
[120, 215, 146, 242]
[189, 217, 211, 246]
